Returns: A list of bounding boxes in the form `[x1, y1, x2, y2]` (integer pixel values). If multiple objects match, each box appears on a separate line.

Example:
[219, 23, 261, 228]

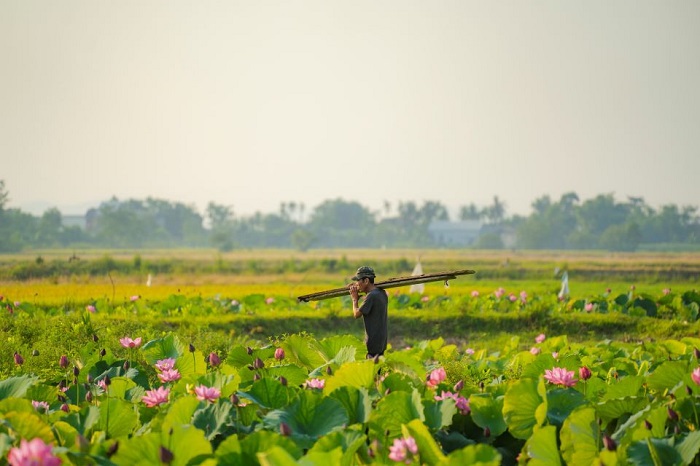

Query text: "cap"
[352, 266, 376, 281]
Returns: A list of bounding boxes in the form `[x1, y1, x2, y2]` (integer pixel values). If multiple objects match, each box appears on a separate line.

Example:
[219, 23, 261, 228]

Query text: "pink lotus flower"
[535, 333, 546, 344]
[663, 288, 671, 295]
[274, 348, 285, 360]
[32, 400, 50, 413]
[508, 294, 517, 302]
[426, 367, 446, 388]
[388, 436, 419, 463]
[530, 347, 541, 355]
[130, 295, 140, 302]
[434, 390, 470, 415]
[97, 379, 108, 391]
[544, 367, 578, 387]
[470, 290, 480, 298]
[195, 385, 221, 402]
[584, 303, 594, 312]
[208, 352, 221, 367]
[692, 367, 700, 386]
[142, 386, 170, 407]
[520, 291, 527, 302]
[305, 378, 325, 389]
[265, 297, 275, 305]
[154, 358, 176, 372]
[552, 352, 559, 359]
[465, 348, 475, 356]
[158, 369, 181, 383]
[8, 438, 60, 466]
[86, 304, 96, 313]
[119, 336, 142, 348]
[494, 287, 506, 299]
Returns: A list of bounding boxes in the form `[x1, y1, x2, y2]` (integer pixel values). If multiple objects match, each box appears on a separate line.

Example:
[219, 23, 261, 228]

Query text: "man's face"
[356, 277, 369, 292]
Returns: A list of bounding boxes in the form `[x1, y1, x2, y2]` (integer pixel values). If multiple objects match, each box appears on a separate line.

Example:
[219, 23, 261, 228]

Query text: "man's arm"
[349, 284, 363, 319]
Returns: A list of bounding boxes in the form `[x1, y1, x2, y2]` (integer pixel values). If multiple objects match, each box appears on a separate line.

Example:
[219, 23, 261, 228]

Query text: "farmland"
[2, 249, 700, 464]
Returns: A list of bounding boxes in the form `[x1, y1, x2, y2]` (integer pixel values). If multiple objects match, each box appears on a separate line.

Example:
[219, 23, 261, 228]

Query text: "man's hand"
[348, 283, 359, 302]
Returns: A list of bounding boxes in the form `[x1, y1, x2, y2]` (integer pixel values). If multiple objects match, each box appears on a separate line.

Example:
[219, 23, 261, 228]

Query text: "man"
[348, 266, 388, 359]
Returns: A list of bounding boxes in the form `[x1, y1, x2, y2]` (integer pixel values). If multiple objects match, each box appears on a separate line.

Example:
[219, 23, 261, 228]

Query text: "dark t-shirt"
[359, 288, 388, 356]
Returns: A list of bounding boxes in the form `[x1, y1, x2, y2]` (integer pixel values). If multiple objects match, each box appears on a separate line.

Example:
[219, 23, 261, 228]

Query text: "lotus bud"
[579, 366, 592, 381]
[253, 357, 264, 369]
[189, 343, 195, 353]
[230, 393, 239, 405]
[246, 346, 253, 355]
[61, 403, 69, 413]
[694, 347, 700, 359]
[104, 375, 111, 386]
[93, 334, 99, 343]
[483, 427, 491, 437]
[59, 355, 69, 368]
[100, 348, 106, 357]
[247, 364, 254, 371]
[645, 420, 653, 430]
[106, 442, 119, 458]
[280, 422, 292, 436]
[279, 376, 288, 387]
[668, 407, 679, 421]
[123, 361, 130, 371]
[13, 352, 24, 366]
[326, 366, 333, 375]
[274, 348, 285, 360]
[159, 446, 174, 464]
[687, 386, 693, 396]
[454, 380, 464, 391]
[603, 435, 616, 451]
[208, 352, 221, 367]
[32, 349, 39, 356]
[253, 373, 261, 381]
[86, 391, 93, 403]
[73, 366, 80, 377]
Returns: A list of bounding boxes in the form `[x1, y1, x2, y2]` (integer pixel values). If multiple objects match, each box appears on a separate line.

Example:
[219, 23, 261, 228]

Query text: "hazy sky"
[2, 1, 699, 220]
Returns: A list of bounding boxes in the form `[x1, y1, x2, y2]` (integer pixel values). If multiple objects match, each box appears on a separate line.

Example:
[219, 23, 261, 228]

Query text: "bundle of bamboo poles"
[296, 269, 476, 302]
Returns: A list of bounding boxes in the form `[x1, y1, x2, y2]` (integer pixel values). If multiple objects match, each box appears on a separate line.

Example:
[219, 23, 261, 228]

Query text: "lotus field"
[2, 274, 700, 464]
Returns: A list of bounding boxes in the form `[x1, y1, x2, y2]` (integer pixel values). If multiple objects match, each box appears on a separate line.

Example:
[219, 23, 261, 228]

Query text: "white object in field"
[146, 274, 152, 287]
[409, 260, 425, 294]
[558, 271, 569, 299]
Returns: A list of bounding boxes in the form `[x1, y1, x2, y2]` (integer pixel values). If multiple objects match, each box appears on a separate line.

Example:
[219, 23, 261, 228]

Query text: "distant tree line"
[0, 180, 698, 252]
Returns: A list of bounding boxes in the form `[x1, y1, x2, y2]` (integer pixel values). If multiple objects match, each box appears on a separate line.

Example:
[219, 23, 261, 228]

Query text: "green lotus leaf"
[560, 406, 600, 466]
[98, 398, 138, 438]
[381, 372, 420, 394]
[162, 396, 200, 434]
[661, 339, 688, 356]
[51, 420, 79, 448]
[266, 364, 310, 387]
[383, 351, 426, 379]
[111, 423, 212, 466]
[0, 375, 39, 399]
[524, 425, 562, 466]
[63, 404, 101, 436]
[424, 397, 458, 431]
[214, 434, 242, 464]
[192, 401, 233, 441]
[0, 397, 33, 414]
[307, 427, 366, 466]
[627, 437, 683, 466]
[403, 418, 447, 466]
[239, 430, 303, 465]
[503, 377, 547, 439]
[240, 378, 292, 410]
[256, 445, 298, 466]
[676, 431, 700, 465]
[323, 360, 376, 394]
[328, 386, 371, 425]
[600, 375, 644, 401]
[520, 354, 557, 379]
[646, 361, 688, 393]
[546, 388, 586, 428]
[369, 390, 424, 440]
[262, 390, 348, 449]
[3, 411, 54, 443]
[141, 333, 183, 365]
[104, 376, 136, 400]
[440, 443, 502, 466]
[596, 396, 648, 421]
[280, 334, 326, 370]
[469, 393, 506, 436]
[317, 334, 365, 360]
[297, 447, 343, 466]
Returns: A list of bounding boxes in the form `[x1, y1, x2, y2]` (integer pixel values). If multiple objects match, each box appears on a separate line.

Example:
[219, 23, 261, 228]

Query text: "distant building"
[428, 220, 482, 247]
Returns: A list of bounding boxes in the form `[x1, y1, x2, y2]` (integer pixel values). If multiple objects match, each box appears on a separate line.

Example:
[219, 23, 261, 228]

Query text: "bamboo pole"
[296, 269, 476, 302]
